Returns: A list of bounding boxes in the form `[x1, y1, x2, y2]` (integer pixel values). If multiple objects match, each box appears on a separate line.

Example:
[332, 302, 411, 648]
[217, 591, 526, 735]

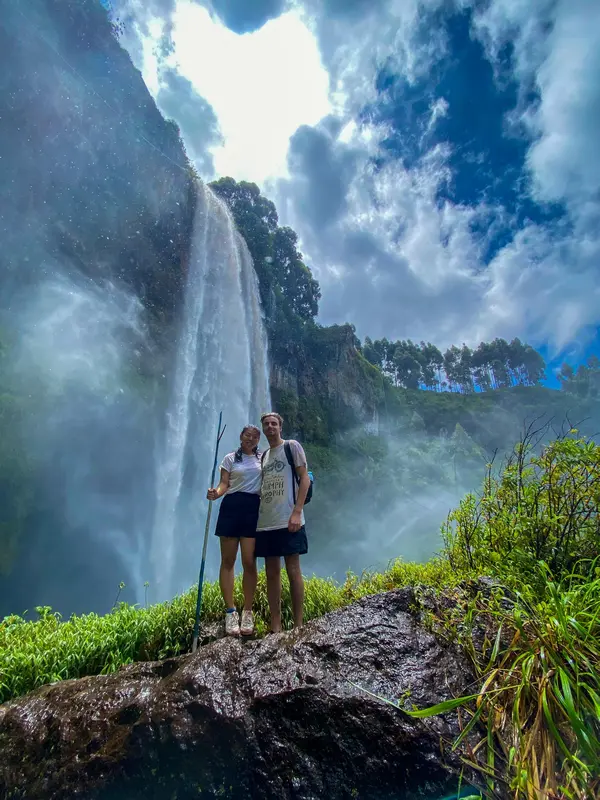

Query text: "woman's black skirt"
[214, 491, 260, 538]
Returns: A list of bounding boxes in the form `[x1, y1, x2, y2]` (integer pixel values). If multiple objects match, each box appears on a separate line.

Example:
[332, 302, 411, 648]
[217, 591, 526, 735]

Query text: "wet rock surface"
[0, 589, 475, 799]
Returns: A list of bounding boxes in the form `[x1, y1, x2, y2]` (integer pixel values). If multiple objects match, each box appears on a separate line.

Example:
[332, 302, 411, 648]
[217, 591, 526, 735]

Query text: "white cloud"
[483, 222, 600, 355]
[122, 0, 599, 359]
[471, 0, 600, 210]
[527, 0, 600, 208]
[298, 0, 448, 115]
[277, 98, 599, 355]
[168, 1, 330, 182]
[271, 0, 600, 359]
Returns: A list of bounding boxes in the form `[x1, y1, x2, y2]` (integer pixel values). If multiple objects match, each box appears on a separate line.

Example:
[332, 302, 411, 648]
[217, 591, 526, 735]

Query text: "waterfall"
[151, 181, 271, 601]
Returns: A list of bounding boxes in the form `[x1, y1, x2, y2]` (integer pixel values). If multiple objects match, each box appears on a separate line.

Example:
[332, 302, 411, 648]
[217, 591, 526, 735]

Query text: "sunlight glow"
[170, 2, 331, 183]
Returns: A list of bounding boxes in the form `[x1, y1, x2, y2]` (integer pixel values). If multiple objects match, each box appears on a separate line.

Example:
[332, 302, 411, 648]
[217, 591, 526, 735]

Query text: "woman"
[207, 425, 261, 636]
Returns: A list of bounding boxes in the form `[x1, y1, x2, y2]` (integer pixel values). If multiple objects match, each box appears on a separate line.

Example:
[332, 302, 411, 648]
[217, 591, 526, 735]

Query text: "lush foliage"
[392, 429, 600, 800]
[402, 565, 600, 800]
[559, 356, 600, 400]
[362, 336, 546, 393]
[443, 427, 600, 587]
[0, 558, 454, 705]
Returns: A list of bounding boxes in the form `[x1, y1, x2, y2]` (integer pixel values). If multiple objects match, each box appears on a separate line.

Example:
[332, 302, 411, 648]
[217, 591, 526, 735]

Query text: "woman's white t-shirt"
[220, 451, 262, 495]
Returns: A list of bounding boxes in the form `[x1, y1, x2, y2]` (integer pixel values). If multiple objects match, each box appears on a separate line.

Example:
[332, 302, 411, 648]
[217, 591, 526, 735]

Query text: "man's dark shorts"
[254, 526, 308, 558]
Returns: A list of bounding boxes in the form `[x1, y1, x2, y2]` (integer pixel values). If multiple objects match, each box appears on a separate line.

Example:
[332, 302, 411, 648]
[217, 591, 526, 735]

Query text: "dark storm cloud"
[209, 0, 287, 33]
[156, 68, 222, 176]
[277, 115, 487, 342]
[286, 120, 360, 229]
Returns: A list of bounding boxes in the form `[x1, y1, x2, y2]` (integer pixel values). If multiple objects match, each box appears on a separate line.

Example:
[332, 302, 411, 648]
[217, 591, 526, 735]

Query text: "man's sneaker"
[240, 610, 254, 636]
[225, 610, 240, 636]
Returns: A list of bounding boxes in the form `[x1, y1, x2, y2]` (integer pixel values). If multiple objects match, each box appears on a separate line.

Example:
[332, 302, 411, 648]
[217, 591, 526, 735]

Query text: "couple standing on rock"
[206, 412, 311, 637]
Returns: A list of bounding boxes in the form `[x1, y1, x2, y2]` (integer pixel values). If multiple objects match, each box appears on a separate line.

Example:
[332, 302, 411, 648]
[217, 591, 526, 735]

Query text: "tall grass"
[398, 563, 600, 800]
[0, 558, 455, 704]
[370, 427, 600, 800]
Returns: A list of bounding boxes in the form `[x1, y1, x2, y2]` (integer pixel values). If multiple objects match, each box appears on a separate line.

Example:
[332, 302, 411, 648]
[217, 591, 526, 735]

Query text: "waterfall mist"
[301, 423, 489, 582]
[0, 184, 271, 616]
[0, 0, 272, 616]
[2, 270, 155, 613]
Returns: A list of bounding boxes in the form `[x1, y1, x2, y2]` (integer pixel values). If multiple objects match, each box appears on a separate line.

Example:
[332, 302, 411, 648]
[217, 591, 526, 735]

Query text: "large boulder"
[0, 589, 475, 799]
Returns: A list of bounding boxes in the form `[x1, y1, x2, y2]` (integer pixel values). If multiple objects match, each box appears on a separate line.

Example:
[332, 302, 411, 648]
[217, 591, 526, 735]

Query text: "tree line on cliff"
[211, 178, 597, 400]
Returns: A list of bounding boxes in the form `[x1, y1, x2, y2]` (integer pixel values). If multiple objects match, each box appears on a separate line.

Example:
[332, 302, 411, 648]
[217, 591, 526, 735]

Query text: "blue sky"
[113, 0, 600, 379]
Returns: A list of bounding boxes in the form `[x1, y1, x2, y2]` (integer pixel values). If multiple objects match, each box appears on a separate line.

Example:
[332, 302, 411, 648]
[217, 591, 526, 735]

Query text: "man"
[256, 411, 310, 632]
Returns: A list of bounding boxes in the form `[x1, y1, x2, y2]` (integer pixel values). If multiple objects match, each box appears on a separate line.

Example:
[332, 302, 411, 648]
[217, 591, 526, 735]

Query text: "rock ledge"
[0, 589, 474, 799]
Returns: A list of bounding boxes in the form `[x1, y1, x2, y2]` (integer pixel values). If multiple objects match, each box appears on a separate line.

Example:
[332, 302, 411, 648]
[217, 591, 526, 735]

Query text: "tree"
[456, 344, 474, 393]
[272, 227, 320, 321]
[392, 340, 423, 389]
[363, 337, 380, 366]
[420, 342, 444, 391]
[559, 356, 600, 399]
[210, 177, 321, 328]
[443, 345, 462, 392]
[520, 344, 546, 385]
[472, 341, 494, 390]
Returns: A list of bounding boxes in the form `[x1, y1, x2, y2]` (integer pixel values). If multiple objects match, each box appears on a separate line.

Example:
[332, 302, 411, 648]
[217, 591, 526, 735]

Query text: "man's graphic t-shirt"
[257, 440, 307, 531]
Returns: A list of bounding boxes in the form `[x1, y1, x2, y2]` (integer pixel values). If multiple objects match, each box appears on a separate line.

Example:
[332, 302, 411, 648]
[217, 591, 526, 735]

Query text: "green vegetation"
[363, 336, 546, 392]
[0, 558, 453, 705]
[559, 356, 600, 400]
[443, 425, 599, 586]
[2, 428, 598, 800]
[374, 428, 599, 800]
[416, 566, 600, 800]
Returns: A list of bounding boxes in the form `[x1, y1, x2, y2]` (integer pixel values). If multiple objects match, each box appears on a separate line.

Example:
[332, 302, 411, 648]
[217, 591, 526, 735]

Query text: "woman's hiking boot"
[225, 609, 240, 636]
[240, 610, 254, 636]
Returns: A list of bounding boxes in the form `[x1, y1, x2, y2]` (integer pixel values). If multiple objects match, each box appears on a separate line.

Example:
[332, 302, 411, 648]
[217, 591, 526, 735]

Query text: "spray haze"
[4, 270, 154, 612]
[0, 0, 270, 615]
[304, 421, 488, 580]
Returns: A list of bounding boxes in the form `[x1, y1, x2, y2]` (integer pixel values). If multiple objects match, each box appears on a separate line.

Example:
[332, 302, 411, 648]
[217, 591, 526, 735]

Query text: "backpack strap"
[283, 440, 297, 505]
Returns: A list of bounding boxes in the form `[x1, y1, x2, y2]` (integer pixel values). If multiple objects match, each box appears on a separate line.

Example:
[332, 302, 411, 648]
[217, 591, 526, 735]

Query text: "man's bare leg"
[284, 554, 304, 628]
[265, 556, 282, 632]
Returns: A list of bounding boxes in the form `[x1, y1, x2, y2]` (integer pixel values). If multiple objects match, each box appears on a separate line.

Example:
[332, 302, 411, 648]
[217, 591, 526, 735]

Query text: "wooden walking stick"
[192, 411, 226, 653]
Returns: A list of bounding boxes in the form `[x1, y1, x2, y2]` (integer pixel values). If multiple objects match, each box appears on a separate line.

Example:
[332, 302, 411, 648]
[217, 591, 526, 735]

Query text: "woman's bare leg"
[240, 537, 257, 611]
[219, 537, 239, 608]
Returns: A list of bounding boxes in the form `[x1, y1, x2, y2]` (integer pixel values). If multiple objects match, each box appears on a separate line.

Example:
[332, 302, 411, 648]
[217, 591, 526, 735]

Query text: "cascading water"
[151, 181, 271, 601]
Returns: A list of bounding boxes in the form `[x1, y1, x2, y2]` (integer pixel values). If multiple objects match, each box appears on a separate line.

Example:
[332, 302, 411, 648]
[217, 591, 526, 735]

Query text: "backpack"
[261, 441, 314, 505]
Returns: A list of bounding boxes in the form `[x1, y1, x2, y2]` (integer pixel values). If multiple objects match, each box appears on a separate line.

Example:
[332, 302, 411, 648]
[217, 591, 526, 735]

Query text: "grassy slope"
[0, 558, 453, 705]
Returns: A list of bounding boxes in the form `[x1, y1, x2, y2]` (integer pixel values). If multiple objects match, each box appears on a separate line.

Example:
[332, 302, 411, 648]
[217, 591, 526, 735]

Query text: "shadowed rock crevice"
[0, 589, 475, 799]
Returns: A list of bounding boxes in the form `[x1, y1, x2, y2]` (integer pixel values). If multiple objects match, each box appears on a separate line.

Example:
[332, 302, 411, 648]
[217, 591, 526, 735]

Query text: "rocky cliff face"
[0, 0, 194, 339]
[0, 590, 475, 799]
[270, 324, 384, 441]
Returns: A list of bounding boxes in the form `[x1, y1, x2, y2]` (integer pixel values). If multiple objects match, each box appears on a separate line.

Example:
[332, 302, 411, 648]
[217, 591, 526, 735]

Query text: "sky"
[113, 0, 600, 378]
